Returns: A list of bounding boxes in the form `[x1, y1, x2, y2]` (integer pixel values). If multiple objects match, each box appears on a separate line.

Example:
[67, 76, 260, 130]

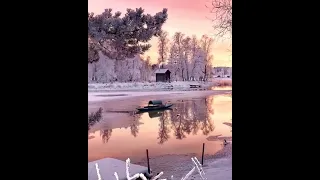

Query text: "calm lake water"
[88, 94, 232, 162]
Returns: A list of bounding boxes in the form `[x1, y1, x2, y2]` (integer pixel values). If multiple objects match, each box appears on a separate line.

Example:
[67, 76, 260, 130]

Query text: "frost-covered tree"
[88, 52, 116, 83]
[167, 32, 195, 81]
[157, 30, 170, 65]
[182, 36, 192, 80]
[167, 43, 179, 81]
[167, 32, 186, 81]
[189, 36, 206, 81]
[192, 47, 206, 81]
[88, 8, 168, 63]
[114, 55, 142, 82]
[88, 38, 100, 63]
[140, 56, 152, 82]
[190, 35, 199, 80]
[199, 35, 214, 81]
[183, 35, 214, 81]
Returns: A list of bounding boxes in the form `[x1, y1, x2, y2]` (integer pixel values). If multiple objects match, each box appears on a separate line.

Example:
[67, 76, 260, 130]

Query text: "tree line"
[158, 31, 214, 82]
[88, 31, 214, 83]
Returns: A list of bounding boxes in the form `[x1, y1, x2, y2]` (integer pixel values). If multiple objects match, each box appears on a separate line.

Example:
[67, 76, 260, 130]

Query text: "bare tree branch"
[206, 0, 232, 39]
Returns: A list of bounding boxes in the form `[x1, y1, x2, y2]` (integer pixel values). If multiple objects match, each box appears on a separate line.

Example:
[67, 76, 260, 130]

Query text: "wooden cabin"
[154, 69, 171, 82]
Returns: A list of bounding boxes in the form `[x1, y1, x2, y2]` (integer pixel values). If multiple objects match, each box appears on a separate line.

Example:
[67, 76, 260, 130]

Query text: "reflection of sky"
[209, 96, 232, 136]
[88, 95, 232, 162]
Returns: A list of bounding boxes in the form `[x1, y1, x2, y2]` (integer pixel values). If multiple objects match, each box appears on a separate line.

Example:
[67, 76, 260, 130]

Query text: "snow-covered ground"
[87, 155, 231, 180]
[196, 143, 232, 180]
[88, 79, 231, 92]
[200, 157, 232, 180]
[88, 158, 150, 180]
[134, 143, 232, 180]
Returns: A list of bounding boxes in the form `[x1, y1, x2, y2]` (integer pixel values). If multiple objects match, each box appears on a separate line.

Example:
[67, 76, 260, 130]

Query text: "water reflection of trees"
[201, 97, 215, 135]
[100, 129, 112, 143]
[130, 113, 142, 137]
[90, 97, 216, 144]
[157, 110, 171, 144]
[99, 111, 142, 143]
[157, 97, 215, 144]
[88, 108, 103, 130]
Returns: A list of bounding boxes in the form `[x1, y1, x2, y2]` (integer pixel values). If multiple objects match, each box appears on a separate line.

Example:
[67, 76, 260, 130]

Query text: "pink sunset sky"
[88, 0, 232, 67]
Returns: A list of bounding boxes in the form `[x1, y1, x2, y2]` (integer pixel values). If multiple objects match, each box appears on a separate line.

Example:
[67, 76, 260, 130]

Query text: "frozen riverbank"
[88, 89, 231, 103]
[88, 79, 232, 92]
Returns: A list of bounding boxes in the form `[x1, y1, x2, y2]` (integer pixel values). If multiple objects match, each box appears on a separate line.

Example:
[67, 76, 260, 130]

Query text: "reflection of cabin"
[154, 69, 171, 82]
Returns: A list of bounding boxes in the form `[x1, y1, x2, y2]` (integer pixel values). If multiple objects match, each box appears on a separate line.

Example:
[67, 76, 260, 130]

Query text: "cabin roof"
[148, 100, 163, 105]
[154, 69, 170, 74]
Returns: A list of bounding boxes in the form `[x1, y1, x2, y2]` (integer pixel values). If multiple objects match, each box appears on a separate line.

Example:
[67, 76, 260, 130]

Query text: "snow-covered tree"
[199, 35, 214, 81]
[167, 32, 198, 81]
[167, 44, 179, 81]
[88, 38, 100, 63]
[190, 35, 199, 80]
[140, 56, 152, 82]
[157, 30, 170, 65]
[114, 55, 142, 82]
[167, 32, 186, 81]
[191, 47, 206, 81]
[88, 8, 168, 63]
[88, 52, 116, 83]
[182, 36, 192, 80]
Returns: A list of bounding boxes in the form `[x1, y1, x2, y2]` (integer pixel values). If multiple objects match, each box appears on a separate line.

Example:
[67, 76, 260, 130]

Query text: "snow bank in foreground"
[88, 158, 149, 180]
[191, 143, 232, 180]
[201, 157, 232, 180]
[133, 143, 232, 180]
[88, 79, 231, 92]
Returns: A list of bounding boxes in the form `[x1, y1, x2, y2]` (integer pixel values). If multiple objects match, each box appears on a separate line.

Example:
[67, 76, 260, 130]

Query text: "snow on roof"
[154, 69, 169, 74]
[88, 158, 149, 180]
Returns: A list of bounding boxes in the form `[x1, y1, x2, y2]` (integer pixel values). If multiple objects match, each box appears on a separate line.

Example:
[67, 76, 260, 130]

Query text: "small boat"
[137, 100, 173, 112]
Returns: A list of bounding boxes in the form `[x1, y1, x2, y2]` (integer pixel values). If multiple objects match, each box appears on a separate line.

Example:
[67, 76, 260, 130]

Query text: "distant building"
[213, 67, 232, 78]
[154, 69, 171, 82]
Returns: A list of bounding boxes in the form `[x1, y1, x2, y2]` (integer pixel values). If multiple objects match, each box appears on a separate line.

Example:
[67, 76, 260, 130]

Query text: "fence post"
[146, 149, 150, 174]
[201, 143, 205, 165]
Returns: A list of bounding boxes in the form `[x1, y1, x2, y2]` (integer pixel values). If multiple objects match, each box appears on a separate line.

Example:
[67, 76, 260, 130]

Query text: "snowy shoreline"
[88, 89, 231, 104]
[88, 79, 231, 92]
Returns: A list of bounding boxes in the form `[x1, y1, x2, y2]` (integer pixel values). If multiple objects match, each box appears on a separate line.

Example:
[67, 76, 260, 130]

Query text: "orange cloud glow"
[88, 0, 232, 67]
